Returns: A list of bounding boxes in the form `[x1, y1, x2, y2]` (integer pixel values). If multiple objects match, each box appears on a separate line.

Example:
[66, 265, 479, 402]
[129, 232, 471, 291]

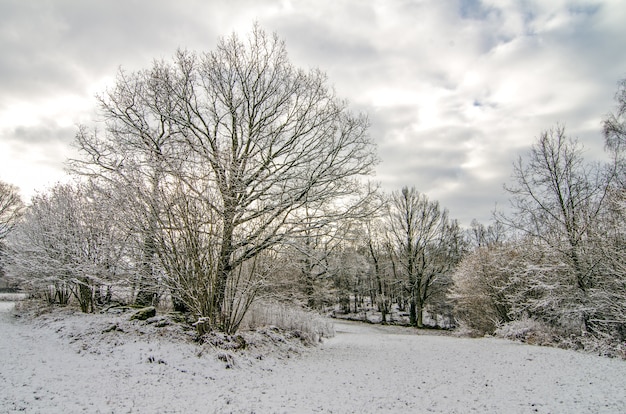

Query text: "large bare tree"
[72, 26, 377, 332]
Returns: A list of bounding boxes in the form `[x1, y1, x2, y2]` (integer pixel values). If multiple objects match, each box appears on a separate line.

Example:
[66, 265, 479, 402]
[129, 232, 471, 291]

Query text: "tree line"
[0, 27, 624, 353]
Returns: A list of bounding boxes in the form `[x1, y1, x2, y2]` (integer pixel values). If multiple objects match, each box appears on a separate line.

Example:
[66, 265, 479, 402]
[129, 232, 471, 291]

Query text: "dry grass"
[241, 300, 335, 344]
[0, 292, 29, 301]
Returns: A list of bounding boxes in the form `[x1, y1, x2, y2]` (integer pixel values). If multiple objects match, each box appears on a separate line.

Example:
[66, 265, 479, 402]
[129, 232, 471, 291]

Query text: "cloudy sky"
[1, 0, 625, 226]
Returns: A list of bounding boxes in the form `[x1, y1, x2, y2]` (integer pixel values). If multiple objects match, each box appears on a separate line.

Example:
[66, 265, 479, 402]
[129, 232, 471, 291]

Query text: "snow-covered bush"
[450, 243, 521, 335]
[495, 318, 560, 346]
[451, 238, 594, 338]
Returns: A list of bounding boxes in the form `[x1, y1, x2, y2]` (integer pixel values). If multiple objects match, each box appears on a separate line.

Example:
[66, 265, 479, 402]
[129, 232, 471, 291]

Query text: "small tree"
[467, 219, 506, 248]
[450, 235, 572, 335]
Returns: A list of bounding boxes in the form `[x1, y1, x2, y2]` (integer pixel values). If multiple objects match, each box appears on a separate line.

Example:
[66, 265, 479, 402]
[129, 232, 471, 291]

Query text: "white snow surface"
[1, 304, 626, 413]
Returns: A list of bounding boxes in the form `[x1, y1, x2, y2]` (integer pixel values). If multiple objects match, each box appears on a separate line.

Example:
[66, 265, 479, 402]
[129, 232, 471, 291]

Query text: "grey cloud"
[440, 179, 508, 225]
[0, 0, 625, 227]
[10, 124, 76, 146]
[0, 123, 77, 198]
[379, 127, 473, 183]
[0, 0, 221, 101]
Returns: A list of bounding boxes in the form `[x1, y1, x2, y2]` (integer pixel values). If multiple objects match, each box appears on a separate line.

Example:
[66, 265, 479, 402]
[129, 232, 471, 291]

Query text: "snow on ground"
[1, 300, 626, 414]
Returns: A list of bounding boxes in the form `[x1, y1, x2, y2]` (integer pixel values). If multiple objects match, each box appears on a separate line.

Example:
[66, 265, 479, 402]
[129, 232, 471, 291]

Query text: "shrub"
[495, 318, 560, 346]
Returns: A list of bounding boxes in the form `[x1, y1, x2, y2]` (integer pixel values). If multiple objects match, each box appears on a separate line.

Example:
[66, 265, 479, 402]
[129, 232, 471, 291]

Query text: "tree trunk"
[213, 214, 235, 329]
[171, 295, 189, 313]
[77, 278, 93, 313]
[302, 254, 316, 309]
[416, 304, 424, 328]
[409, 296, 417, 327]
[135, 230, 158, 307]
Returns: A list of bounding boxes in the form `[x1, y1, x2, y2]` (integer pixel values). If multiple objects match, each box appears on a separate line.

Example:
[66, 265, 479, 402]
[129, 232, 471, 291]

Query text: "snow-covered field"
[1, 300, 625, 413]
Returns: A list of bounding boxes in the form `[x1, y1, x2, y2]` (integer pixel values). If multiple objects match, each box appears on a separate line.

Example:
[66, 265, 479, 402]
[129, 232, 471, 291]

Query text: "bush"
[495, 318, 560, 346]
[450, 245, 521, 335]
[495, 317, 626, 358]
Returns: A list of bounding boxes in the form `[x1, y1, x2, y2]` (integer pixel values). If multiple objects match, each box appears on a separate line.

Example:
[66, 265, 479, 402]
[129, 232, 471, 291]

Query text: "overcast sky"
[1, 0, 625, 226]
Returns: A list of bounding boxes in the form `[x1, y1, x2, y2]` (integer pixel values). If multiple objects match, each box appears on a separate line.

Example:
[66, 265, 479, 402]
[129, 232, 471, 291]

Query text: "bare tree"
[331, 243, 370, 313]
[0, 180, 24, 285]
[71, 26, 377, 332]
[388, 187, 463, 327]
[497, 125, 623, 338]
[363, 216, 396, 322]
[603, 78, 626, 170]
[500, 126, 611, 294]
[467, 219, 506, 248]
[453, 88, 626, 349]
[0, 180, 24, 241]
[291, 212, 344, 310]
[7, 183, 128, 311]
[70, 66, 179, 306]
[596, 78, 626, 344]
[169, 27, 376, 330]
